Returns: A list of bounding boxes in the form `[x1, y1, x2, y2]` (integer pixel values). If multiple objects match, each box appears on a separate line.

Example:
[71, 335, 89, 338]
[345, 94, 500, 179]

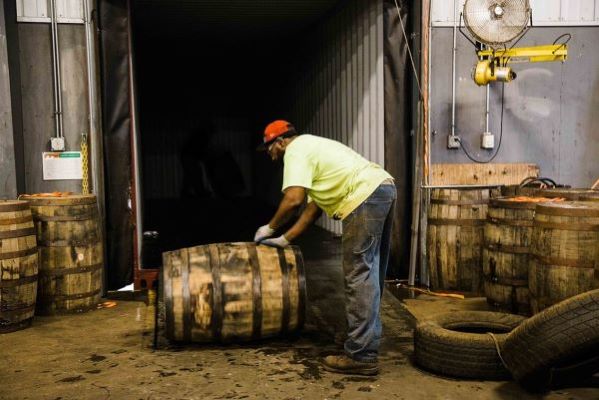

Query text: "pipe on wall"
[49, 0, 64, 139]
[450, 0, 458, 139]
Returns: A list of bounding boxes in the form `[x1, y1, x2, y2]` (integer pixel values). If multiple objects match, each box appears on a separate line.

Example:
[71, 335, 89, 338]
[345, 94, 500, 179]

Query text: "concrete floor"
[1, 229, 598, 400]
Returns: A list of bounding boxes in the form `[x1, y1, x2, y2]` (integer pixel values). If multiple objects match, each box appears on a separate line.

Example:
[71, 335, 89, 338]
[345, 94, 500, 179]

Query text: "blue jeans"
[342, 182, 396, 362]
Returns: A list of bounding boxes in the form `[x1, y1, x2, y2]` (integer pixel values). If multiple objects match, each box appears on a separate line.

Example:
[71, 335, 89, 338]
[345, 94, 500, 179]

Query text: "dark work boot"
[322, 355, 379, 376]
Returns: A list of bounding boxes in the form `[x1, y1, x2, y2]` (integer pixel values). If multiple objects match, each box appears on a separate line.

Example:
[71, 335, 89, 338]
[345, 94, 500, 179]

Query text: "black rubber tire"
[501, 289, 599, 392]
[414, 311, 525, 380]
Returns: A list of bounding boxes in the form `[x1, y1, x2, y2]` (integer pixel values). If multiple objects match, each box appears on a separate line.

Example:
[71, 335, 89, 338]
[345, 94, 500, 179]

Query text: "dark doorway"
[130, 1, 342, 265]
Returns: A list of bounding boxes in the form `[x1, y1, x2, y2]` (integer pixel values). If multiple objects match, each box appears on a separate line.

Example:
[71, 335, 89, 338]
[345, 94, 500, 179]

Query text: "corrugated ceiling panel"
[290, 0, 384, 234]
[17, 0, 83, 23]
[431, 0, 599, 26]
[132, 0, 341, 38]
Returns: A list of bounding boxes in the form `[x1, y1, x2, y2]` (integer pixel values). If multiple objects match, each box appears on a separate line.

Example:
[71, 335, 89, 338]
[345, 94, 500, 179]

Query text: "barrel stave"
[483, 199, 536, 315]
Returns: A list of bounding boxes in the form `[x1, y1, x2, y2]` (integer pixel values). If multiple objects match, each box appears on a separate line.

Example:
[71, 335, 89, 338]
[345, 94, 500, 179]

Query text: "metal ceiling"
[132, 0, 343, 40]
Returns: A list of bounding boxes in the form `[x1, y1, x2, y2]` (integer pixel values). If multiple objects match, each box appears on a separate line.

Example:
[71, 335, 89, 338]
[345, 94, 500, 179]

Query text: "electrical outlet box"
[447, 135, 460, 149]
[50, 137, 65, 152]
[481, 132, 494, 149]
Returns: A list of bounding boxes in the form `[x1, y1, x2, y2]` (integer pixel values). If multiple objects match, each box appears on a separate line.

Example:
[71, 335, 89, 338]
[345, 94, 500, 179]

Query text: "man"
[254, 120, 396, 376]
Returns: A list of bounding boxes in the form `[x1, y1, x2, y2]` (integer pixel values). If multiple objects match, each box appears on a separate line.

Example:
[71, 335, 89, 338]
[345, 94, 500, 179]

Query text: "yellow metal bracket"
[478, 44, 568, 64]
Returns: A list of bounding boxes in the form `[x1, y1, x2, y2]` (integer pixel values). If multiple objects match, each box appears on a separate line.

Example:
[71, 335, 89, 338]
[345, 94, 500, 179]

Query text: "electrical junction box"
[50, 137, 65, 152]
[447, 135, 460, 149]
[481, 132, 494, 149]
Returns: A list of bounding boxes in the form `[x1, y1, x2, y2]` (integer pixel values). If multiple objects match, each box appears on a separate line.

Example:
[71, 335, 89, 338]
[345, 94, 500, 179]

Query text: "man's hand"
[260, 235, 290, 248]
[254, 224, 275, 242]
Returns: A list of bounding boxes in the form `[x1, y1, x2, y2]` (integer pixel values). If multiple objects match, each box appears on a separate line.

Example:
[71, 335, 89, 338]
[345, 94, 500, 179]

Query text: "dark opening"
[130, 1, 342, 266]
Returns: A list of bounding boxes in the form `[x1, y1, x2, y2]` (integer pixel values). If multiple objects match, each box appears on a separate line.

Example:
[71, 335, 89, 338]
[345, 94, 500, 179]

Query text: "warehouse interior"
[1, 0, 599, 399]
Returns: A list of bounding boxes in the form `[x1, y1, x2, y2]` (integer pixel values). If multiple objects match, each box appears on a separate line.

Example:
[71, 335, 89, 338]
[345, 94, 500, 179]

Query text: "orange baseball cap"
[257, 120, 296, 151]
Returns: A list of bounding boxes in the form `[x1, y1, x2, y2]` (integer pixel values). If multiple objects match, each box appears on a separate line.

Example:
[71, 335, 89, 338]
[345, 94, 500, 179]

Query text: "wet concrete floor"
[1, 228, 598, 399]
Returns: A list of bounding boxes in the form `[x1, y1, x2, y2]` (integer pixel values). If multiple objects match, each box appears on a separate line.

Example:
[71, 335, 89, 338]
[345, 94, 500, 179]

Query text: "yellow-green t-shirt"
[282, 134, 393, 220]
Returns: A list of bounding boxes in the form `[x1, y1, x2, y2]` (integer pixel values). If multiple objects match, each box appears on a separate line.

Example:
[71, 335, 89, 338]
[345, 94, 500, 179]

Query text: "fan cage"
[463, 0, 531, 46]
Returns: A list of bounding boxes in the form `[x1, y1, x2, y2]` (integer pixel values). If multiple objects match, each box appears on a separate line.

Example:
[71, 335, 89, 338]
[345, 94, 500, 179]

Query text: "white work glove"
[254, 224, 275, 242]
[260, 235, 290, 248]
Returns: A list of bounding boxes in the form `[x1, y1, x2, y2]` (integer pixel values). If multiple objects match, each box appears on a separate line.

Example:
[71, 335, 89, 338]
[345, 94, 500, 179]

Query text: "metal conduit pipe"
[485, 82, 490, 133]
[52, 0, 64, 138]
[49, 0, 62, 139]
[450, 0, 458, 138]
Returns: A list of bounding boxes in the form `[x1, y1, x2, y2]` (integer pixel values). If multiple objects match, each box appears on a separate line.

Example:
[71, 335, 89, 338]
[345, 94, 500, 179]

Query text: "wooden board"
[431, 163, 539, 186]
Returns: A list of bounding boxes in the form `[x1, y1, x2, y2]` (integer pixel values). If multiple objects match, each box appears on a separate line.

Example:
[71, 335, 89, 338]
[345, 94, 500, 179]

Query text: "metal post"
[127, 0, 143, 273]
[450, 0, 458, 138]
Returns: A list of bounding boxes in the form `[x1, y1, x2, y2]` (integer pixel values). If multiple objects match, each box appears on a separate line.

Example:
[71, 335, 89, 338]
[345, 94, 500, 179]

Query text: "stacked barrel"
[19, 194, 103, 315]
[1, 193, 104, 334]
[427, 182, 599, 316]
[0, 201, 38, 333]
[427, 187, 498, 294]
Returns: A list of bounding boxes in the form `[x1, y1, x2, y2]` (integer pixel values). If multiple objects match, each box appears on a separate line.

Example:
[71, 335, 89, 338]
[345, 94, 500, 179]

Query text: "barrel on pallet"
[162, 242, 306, 343]
[427, 187, 497, 294]
[19, 194, 103, 315]
[0, 200, 38, 333]
[483, 197, 558, 315]
[529, 201, 599, 314]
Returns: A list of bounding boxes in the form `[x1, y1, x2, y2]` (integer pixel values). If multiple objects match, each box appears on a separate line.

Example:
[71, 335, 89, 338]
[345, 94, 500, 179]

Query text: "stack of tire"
[414, 289, 599, 392]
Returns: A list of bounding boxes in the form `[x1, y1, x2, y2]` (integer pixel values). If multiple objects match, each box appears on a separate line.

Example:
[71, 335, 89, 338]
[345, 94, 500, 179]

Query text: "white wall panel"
[290, 0, 385, 234]
[432, 0, 599, 27]
[17, 0, 83, 23]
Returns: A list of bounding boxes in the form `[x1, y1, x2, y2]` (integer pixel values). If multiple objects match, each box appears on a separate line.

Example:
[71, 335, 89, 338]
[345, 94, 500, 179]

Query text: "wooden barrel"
[162, 242, 306, 343]
[0, 201, 38, 333]
[536, 188, 597, 200]
[482, 197, 558, 315]
[19, 194, 103, 315]
[427, 188, 498, 294]
[529, 201, 599, 314]
[500, 185, 540, 197]
[580, 194, 599, 202]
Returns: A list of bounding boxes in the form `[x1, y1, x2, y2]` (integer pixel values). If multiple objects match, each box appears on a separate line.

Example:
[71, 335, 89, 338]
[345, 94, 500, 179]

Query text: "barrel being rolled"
[483, 197, 559, 315]
[162, 242, 306, 343]
[19, 194, 103, 315]
[529, 201, 599, 314]
[427, 188, 498, 294]
[0, 200, 38, 333]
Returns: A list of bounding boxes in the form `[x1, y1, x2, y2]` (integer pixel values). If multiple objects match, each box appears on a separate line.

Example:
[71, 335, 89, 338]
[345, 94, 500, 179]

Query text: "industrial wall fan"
[461, 0, 568, 85]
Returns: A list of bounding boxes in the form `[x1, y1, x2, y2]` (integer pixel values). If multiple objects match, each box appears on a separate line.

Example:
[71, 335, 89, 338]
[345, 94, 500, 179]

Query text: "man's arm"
[268, 186, 306, 230]
[284, 201, 322, 241]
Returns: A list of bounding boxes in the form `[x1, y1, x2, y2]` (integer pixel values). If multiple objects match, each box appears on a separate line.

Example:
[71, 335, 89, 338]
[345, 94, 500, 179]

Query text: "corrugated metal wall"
[141, 114, 252, 199]
[290, 0, 385, 234]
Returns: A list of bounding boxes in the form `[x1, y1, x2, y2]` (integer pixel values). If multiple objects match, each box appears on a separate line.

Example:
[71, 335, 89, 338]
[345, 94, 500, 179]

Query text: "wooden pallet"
[431, 163, 539, 186]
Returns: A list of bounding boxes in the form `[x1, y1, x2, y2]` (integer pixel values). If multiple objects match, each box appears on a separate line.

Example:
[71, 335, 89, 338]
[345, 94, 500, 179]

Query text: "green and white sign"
[42, 152, 83, 180]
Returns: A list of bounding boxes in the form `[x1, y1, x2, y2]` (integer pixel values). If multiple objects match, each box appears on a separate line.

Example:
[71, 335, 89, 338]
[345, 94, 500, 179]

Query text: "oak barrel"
[482, 197, 559, 315]
[536, 188, 598, 200]
[0, 201, 38, 333]
[529, 201, 599, 314]
[162, 242, 306, 343]
[19, 194, 103, 315]
[580, 194, 599, 202]
[427, 188, 498, 293]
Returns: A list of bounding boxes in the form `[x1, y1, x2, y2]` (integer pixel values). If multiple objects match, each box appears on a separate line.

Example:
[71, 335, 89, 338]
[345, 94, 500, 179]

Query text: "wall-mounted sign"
[42, 152, 83, 180]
